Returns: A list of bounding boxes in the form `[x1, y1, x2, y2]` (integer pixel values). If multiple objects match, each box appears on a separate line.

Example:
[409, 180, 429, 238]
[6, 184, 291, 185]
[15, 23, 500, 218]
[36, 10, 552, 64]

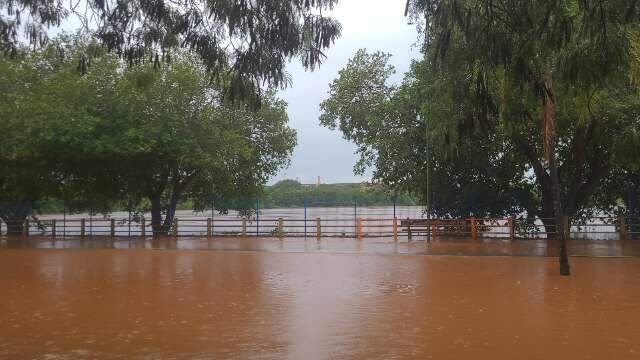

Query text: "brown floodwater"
[0, 246, 639, 359]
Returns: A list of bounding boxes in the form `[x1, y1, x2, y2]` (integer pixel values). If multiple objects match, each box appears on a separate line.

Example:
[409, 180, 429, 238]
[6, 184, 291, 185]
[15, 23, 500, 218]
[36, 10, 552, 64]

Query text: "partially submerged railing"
[0, 215, 638, 241]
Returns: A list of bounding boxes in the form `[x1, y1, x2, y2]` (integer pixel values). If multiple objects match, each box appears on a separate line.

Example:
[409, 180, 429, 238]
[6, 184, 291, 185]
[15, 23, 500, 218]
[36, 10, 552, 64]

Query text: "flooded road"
[0, 249, 639, 359]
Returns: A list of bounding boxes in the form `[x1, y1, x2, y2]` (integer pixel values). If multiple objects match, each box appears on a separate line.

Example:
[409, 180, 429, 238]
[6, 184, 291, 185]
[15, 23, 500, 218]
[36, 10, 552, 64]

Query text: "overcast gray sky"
[272, 0, 420, 185]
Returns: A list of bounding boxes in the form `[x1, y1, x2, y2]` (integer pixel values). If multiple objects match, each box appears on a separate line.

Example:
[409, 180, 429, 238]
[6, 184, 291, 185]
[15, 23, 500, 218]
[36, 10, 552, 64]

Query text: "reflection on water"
[0, 249, 639, 359]
[2, 236, 640, 257]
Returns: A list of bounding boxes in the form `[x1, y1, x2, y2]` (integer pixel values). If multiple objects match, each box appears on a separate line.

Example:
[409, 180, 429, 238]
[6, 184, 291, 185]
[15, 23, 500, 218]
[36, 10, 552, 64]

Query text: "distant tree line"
[34, 179, 420, 214]
[260, 180, 419, 208]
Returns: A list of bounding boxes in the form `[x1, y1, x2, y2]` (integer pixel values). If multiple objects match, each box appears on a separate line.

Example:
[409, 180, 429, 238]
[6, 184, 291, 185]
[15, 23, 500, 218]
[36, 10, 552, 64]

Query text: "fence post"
[207, 218, 212, 238]
[110, 218, 115, 237]
[22, 219, 29, 237]
[353, 200, 357, 239]
[256, 197, 260, 236]
[357, 217, 363, 240]
[316, 217, 321, 239]
[393, 217, 398, 242]
[563, 216, 570, 240]
[242, 219, 247, 236]
[52, 219, 56, 238]
[80, 218, 86, 238]
[278, 217, 284, 238]
[508, 217, 515, 242]
[304, 197, 307, 238]
[173, 218, 179, 237]
[470, 217, 477, 241]
[620, 215, 627, 241]
[407, 221, 412, 241]
[431, 222, 437, 241]
[141, 218, 146, 237]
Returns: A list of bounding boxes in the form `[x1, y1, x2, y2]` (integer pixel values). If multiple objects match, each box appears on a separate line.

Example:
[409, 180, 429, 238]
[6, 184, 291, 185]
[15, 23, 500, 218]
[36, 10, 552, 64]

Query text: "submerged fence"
[1, 209, 638, 241]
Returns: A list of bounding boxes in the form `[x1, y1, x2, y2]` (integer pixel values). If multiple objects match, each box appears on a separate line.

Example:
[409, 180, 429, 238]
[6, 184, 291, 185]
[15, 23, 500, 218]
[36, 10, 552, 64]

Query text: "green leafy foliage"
[0, 0, 342, 103]
[0, 36, 297, 233]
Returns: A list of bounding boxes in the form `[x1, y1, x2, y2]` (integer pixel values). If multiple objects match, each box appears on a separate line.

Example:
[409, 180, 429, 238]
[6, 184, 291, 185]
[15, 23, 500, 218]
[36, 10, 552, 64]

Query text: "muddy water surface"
[0, 249, 639, 359]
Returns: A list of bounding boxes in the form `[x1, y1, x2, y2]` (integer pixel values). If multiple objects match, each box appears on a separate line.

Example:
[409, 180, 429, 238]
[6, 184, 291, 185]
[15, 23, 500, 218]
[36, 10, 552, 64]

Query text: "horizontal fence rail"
[0, 213, 637, 241]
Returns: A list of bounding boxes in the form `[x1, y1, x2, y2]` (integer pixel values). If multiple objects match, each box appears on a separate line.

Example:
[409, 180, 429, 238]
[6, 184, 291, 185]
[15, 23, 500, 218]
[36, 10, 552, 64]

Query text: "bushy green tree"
[322, 36, 640, 274]
[0, 37, 120, 233]
[104, 56, 296, 233]
[405, 0, 640, 274]
[0, 37, 297, 235]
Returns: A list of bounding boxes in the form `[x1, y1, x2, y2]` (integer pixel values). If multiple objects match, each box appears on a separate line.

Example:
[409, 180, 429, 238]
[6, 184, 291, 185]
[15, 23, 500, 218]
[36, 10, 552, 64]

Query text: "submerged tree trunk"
[541, 64, 570, 276]
[148, 180, 185, 237]
[0, 200, 34, 236]
[150, 194, 166, 237]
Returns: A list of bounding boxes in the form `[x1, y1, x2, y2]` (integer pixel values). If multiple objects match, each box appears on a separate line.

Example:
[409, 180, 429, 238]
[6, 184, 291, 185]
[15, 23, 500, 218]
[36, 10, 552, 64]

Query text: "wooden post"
[278, 217, 284, 238]
[393, 217, 398, 242]
[470, 217, 477, 241]
[508, 217, 515, 242]
[407, 221, 412, 241]
[563, 216, 570, 240]
[431, 223, 437, 241]
[141, 218, 146, 237]
[80, 218, 86, 237]
[173, 218, 179, 237]
[207, 218, 212, 238]
[241, 219, 246, 236]
[316, 217, 321, 239]
[51, 219, 56, 238]
[357, 217, 363, 240]
[620, 215, 627, 241]
[110, 218, 115, 237]
[22, 219, 29, 237]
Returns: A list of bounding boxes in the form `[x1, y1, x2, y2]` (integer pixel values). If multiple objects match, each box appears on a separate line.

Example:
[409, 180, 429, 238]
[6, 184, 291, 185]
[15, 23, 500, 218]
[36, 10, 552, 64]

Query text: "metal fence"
[1, 210, 638, 241]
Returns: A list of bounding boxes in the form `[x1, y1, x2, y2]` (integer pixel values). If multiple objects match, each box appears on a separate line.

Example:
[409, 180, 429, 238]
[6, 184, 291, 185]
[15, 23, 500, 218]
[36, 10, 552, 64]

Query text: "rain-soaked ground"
[1, 237, 639, 359]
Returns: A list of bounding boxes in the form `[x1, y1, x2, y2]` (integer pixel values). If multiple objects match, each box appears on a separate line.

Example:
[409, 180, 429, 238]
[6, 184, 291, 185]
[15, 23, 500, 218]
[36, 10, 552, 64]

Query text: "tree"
[0, 0, 342, 102]
[0, 37, 120, 233]
[405, 0, 640, 275]
[0, 38, 297, 235]
[98, 54, 296, 235]
[322, 40, 640, 274]
[320, 50, 531, 219]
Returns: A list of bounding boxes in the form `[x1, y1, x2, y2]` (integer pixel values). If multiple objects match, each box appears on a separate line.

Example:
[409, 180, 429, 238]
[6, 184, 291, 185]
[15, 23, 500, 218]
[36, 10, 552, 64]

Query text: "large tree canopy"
[104, 56, 297, 233]
[0, 37, 297, 234]
[322, 0, 640, 274]
[404, 0, 640, 274]
[0, 0, 342, 102]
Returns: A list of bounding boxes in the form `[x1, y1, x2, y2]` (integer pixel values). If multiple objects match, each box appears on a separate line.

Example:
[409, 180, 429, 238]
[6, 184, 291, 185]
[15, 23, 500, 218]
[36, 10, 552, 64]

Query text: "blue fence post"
[256, 197, 260, 236]
[393, 195, 397, 218]
[304, 197, 307, 238]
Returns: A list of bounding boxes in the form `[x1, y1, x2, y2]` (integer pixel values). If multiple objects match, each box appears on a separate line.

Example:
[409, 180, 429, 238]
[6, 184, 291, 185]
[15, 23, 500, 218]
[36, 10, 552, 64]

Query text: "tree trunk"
[538, 186, 558, 237]
[541, 64, 570, 276]
[161, 195, 179, 234]
[150, 194, 166, 237]
[0, 200, 33, 236]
